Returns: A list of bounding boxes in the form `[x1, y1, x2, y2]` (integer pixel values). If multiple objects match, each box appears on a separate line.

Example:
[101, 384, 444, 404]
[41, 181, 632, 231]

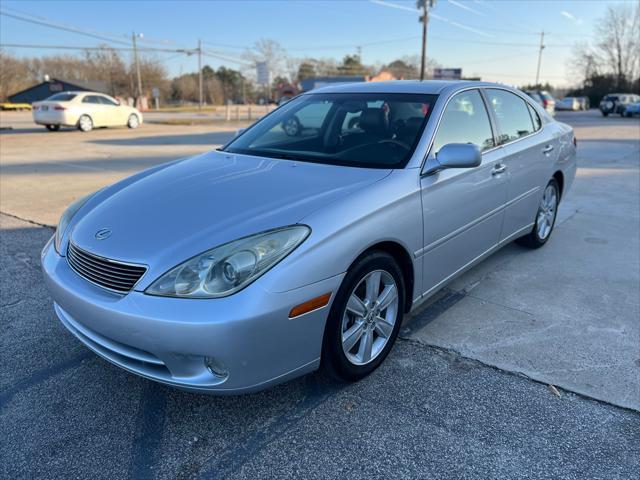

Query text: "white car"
[32, 91, 143, 132]
[556, 97, 580, 111]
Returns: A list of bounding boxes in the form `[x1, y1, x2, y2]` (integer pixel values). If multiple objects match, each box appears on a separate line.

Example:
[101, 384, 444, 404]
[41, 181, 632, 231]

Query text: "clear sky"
[0, 0, 632, 87]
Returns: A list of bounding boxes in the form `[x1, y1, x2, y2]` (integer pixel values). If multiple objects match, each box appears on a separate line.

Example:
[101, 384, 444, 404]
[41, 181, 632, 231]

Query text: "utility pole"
[198, 38, 203, 110]
[535, 31, 545, 86]
[132, 31, 143, 99]
[418, 0, 436, 81]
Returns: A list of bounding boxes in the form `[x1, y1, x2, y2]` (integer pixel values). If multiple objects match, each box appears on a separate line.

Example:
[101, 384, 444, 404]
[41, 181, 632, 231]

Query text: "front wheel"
[77, 115, 93, 132]
[322, 251, 405, 381]
[127, 114, 140, 129]
[516, 179, 559, 249]
[45, 124, 60, 131]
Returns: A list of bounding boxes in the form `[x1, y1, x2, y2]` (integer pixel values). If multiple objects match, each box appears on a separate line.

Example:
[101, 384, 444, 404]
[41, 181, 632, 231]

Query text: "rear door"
[484, 88, 557, 241]
[419, 89, 508, 296]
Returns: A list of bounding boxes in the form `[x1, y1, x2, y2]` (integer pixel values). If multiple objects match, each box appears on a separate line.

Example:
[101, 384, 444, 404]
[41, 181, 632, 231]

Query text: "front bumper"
[41, 238, 343, 394]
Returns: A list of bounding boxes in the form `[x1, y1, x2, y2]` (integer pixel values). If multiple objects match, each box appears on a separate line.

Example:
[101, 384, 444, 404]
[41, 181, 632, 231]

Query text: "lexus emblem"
[95, 228, 112, 240]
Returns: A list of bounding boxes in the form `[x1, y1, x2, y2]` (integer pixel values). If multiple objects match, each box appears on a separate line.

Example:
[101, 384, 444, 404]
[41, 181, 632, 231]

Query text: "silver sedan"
[42, 81, 577, 393]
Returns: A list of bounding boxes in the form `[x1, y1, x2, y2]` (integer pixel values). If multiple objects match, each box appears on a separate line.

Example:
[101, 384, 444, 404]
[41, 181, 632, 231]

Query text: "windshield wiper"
[255, 150, 317, 162]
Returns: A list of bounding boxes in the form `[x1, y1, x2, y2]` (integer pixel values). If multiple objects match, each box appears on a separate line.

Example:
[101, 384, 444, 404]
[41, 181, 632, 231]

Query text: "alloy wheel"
[537, 184, 558, 240]
[341, 270, 399, 366]
[79, 115, 93, 132]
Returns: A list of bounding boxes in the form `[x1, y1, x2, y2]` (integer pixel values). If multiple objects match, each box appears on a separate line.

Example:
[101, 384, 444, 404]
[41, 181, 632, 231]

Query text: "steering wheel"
[378, 139, 410, 150]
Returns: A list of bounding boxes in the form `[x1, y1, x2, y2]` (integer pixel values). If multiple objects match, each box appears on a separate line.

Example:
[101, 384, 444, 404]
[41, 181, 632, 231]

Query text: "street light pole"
[535, 31, 545, 86]
[198, 38, 203, 110]
[132, 31, 143, 99]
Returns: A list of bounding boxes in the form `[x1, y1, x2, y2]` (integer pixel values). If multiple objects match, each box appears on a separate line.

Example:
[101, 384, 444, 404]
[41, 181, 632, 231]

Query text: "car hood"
[71, 150, 390, 284]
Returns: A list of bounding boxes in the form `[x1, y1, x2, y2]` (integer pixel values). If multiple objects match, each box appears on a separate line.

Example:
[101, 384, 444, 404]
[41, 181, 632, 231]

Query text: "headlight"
[146, 225, 310, 298]
[54, 193, 95, 253]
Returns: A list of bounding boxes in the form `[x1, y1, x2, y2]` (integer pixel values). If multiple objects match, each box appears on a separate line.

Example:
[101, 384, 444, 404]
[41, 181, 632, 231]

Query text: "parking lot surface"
[1, 110, 639, 478]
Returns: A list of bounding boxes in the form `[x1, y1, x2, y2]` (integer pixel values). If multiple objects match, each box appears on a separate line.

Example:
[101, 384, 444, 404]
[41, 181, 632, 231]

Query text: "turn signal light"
[289, 292, 332, 318]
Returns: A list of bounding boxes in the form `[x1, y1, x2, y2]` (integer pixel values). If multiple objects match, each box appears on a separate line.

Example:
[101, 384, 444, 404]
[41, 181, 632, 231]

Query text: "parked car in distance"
[576, 96, 590, 110]
[556, 97, 581, 111]
[524, 89, 555, 116]
[599, 93, 640, 116]
[42, 81, 577, 394]
[624, 101, 640, 117]
[32, 91, 143, 132]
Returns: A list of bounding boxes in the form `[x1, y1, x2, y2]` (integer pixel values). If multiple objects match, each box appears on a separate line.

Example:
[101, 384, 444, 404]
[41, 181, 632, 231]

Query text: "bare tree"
[243, 39, 290, 82]
[0, 50, 32, 100]
[573, 3, 639, 89]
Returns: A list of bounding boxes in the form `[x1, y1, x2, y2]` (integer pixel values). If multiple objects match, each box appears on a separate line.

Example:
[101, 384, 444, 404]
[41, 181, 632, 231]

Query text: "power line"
[201, 51, 253, 66]
[0, 10, 132, 46]
[0, 43, 195, 54]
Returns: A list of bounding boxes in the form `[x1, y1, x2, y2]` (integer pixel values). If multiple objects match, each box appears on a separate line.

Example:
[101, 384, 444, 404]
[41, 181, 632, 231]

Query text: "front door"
[419, 89, 508, 297]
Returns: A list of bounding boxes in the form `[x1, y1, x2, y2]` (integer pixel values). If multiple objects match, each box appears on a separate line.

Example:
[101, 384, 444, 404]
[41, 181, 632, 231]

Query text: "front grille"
[67, 242, 147, 293]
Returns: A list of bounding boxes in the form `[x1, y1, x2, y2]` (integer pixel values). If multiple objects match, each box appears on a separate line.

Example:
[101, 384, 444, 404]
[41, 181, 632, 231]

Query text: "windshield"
[223, 92, 437, 168]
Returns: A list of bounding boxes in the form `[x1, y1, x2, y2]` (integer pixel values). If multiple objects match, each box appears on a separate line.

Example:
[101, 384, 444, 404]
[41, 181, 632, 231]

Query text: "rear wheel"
[127, 114, 140, 129]
[45, 124, 60, 131]
[516, 179, 559, 249]
[78, 115, 93, 132]
[322, 251, 405, 381]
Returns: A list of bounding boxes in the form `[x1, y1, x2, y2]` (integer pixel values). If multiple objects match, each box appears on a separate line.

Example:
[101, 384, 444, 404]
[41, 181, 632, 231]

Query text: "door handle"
[492, 164, 507, 175]
[542, 145, 554, 154]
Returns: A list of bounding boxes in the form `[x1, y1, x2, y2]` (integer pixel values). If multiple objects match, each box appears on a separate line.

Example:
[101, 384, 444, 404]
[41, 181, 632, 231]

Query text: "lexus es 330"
[41, 81, 577, 393]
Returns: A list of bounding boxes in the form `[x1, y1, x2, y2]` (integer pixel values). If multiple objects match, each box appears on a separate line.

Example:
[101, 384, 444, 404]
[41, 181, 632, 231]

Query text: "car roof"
[60, 91, 109, 96]
[306, 80, 510, 95]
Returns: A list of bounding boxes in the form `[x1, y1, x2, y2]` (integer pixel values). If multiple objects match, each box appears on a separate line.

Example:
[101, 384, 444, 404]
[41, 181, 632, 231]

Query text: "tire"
[282, 116, 301, 136]
[602, 111, 608, 117]
[45, 124, 60, 131]
[127, 114, 140, 129]
[321, 251, 405, 381]
[78, 115, 93, 132]
[516, 179, 560, 249]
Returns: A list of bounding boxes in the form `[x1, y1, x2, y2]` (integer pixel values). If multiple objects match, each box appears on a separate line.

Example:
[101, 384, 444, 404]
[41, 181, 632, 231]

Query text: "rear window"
[46, 93, 76, 101]
[540, 91, 554, 101]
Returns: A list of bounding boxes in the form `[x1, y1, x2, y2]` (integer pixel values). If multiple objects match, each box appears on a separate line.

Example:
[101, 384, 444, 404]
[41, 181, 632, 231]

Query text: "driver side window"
[432, 89, 495, 154]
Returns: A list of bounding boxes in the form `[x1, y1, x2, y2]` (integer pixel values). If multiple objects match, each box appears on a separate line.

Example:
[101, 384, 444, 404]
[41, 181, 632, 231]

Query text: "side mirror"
[423, 143, 482, 175]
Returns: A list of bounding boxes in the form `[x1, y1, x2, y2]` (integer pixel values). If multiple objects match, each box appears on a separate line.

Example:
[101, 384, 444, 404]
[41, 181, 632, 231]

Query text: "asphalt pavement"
[1, 109, 639, 479]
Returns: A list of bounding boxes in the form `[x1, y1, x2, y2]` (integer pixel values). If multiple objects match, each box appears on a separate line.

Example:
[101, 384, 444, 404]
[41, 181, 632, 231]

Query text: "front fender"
[257, 169, 423, 299]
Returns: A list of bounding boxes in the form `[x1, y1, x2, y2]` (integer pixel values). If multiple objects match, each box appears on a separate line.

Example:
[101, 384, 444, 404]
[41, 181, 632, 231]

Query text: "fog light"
[204, 356, 228, 377]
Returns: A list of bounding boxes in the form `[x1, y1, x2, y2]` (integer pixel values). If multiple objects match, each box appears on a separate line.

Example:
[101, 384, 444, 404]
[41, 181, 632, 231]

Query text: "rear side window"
[82, 96, 102, 104]
[98, 96, 118, 106]
[527, 103, 542, 131]
[432, 89, 495, 153]
[485, 89, 535, 145]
